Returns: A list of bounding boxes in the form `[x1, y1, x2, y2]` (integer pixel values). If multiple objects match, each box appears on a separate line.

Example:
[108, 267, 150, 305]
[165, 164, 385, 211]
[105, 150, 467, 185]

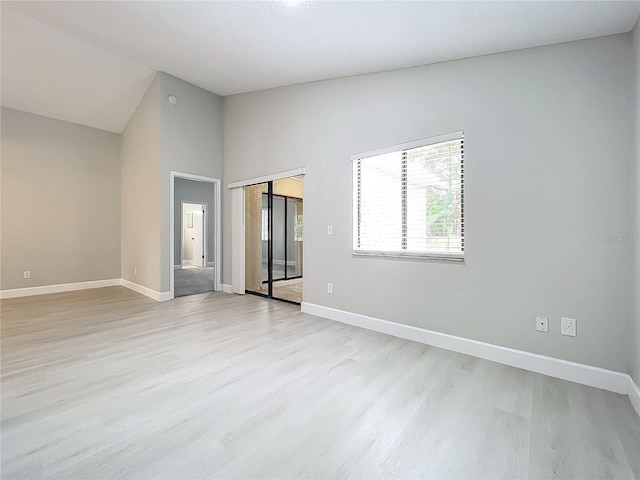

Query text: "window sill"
[353, 251, 464, 263]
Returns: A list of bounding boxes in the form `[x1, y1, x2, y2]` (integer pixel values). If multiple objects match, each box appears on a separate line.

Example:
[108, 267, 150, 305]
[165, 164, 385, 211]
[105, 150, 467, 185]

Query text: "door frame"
[228, 168, 305, 297]
[180, 201, 207, 268]
[170, 171, 221, 299]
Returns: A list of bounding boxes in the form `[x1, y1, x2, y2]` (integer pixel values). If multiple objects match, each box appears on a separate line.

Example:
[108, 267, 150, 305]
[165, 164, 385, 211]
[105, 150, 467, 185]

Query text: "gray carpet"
[174, 267, 216, 297]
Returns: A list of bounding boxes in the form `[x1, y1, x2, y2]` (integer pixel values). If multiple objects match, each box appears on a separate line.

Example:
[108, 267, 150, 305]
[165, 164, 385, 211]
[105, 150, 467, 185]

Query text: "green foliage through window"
[353, 131, 464, 258]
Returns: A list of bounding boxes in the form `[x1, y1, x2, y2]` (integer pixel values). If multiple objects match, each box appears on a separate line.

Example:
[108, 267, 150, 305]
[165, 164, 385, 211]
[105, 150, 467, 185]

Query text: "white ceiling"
[2, 1, 639, 133]
[0, 8, 155, 133]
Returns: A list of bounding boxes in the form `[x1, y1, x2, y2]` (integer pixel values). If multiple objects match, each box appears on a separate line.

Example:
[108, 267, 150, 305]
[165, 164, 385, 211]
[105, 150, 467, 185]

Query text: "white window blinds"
[352, 131, 464, 260]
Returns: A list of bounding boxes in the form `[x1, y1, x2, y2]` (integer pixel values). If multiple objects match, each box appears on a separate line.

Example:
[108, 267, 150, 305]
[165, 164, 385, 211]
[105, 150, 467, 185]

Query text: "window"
[352, 130, 464, 260]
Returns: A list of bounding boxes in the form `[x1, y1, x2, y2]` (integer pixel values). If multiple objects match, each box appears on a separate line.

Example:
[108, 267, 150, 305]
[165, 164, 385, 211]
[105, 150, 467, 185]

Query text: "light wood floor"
[2, 287, 639, 479]
[272, 278, 303, 304]
[251, 278, 303, 304]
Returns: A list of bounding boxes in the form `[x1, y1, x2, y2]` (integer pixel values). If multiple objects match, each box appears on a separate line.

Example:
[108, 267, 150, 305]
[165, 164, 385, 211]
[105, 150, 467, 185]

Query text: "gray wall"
[121, 74, 162, 292]
[1, 107, 121, 289]
[223, 34, 635, 373]
[120, 72, 222, 294]
[160, 73, 223, 292]
[174, 178, 215, 267]
[633, 20, 640, 386]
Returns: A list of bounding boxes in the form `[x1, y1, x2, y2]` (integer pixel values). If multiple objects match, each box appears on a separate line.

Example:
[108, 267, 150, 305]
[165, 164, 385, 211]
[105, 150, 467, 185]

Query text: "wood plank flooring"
[272, 279, 303, 304]
[2, 287, 639, 479]
[248, 278, 303, 304]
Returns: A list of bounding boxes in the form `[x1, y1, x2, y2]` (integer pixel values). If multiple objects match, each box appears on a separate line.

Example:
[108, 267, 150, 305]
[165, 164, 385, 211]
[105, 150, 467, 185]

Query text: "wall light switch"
[327, 282, 333, 294]
[327, 226, 333, 235]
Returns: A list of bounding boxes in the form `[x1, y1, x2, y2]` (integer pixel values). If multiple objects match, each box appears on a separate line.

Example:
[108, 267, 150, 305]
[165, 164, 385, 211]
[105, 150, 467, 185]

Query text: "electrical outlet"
[561, 317, 577, 337]
[536, 316, 548, 332]
[23, 271, 31, 279]
[327, 282, 333, 294]
[327, 225, 333, 235]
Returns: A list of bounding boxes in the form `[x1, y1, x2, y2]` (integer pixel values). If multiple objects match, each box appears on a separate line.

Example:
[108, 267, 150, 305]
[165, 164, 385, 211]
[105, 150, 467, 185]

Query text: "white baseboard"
[301, 302, 633, 398]
[3, 282, 636, 415]
[2, 277, 176, 303]
[119, 279, 172, 302]
[207, 262, 215, 268]
[174, 265, 182, 270]
[628, 377, 640, 417]
[0, 279, 121, 299]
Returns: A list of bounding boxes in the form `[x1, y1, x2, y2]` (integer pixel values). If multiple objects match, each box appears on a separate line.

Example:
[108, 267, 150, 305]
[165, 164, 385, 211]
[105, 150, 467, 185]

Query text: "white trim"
[0, 279, 121, 299]
[174, 265, 182, 270]
[3, 280, 636, 416]
[172, 171, 219, 183]
[301, 302, 631, 396]
[120, 279, 171, 302]
[231, 187, 245, 294]
[351, 130, 463, 160]
[353, 251, 464, 262]
[0, 277, 211, 303]
[628, 376, 640, 417]
[207, 262, 215, 267]
[227, 168, 305, 189]
[205, 200, 209, 266]
[170, 171, 222, 301]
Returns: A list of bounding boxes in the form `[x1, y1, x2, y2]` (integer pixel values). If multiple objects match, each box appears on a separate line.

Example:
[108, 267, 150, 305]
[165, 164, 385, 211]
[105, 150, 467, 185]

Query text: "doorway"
[181, 202, 206, 268]
[245, 176, 303, 304]
[170, 172, 221, 299]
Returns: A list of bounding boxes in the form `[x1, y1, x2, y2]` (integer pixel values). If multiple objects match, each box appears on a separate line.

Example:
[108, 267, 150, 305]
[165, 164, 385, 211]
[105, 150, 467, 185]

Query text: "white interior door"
[192, 209, 204, 267]
[183, 203, 205, 267]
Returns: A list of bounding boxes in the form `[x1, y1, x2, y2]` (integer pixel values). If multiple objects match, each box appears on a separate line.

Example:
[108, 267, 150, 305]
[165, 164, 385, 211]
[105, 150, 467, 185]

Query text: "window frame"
[351, 130, 465, 262]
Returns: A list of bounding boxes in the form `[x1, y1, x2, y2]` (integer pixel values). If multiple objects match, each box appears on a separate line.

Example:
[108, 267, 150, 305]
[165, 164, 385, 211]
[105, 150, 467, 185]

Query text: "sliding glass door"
[245, 177, 303, 304]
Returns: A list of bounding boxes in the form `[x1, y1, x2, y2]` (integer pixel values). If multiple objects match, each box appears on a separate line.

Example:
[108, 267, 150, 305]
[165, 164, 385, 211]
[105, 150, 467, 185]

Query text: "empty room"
[1, 1, 640, 478]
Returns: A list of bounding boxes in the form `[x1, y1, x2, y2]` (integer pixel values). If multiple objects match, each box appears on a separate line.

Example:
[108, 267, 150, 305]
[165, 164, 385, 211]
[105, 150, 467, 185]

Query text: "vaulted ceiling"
[2, 1, 639, 133]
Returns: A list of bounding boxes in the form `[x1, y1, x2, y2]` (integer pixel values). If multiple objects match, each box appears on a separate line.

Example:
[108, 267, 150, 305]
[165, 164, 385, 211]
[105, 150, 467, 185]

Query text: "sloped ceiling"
[2, 1, 639, 133]
[1, 8, 155, 133]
